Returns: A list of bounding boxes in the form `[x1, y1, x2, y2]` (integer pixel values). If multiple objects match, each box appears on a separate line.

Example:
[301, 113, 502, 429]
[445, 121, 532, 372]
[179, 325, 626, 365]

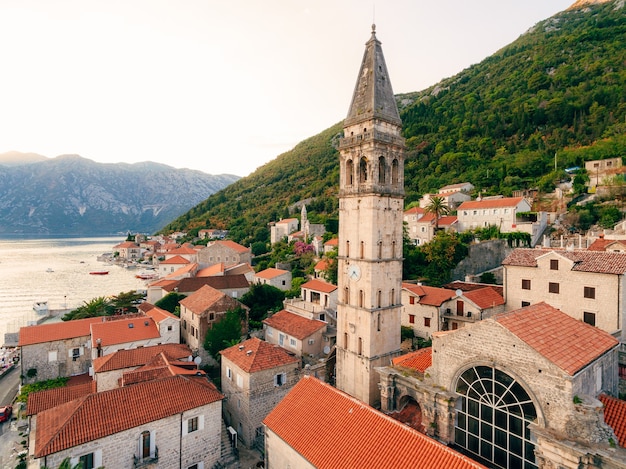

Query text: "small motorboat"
[33, 301, 49, 315]
[89, 270, 109, 275]
[46, 267, 54, 273]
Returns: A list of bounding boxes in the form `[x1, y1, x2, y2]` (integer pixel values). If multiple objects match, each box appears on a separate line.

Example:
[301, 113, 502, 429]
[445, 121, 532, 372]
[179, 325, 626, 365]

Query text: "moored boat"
[89, 270, 109, 275]
[33, 301, 49, 315]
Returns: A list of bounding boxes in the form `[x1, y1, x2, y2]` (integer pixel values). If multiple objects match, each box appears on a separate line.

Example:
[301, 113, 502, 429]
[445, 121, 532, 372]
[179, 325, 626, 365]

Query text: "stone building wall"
[451, 239, 512, 282]
[198, 244, 252, 267]
[21, 336, 91, 384]
[39, 401, 222, 469]
[264, 428, 316, 469]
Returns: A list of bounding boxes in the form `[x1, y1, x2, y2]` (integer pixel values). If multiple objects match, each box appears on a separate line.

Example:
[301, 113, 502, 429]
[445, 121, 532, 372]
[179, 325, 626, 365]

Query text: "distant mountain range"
[0, 152, 239, 236]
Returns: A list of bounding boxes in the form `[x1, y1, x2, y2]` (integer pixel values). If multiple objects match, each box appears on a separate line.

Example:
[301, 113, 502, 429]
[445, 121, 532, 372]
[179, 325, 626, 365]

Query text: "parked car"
[0, 405, 12, 423]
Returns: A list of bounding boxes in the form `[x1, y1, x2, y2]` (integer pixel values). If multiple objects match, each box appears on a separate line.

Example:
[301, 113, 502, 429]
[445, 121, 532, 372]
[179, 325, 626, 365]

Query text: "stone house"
[18, 317, 103, 384]
[586, 157, 623, 188]
[262, 375, 486, 469]
[90, 316, 166, 360]
[179, 285, 247, 359]
[502, 248, 626, 338]
[140, 303, 180, 344]
[270, 218, 299, 244]
[92, 343, 192, 392]
[220, 337, 300, 449]
[163, 244, 199, 263]
[401, 283, 455, 339]
[419, 190, 471, 210]
[457, 196, 532, 232]
[377, 302, 623, 469]
[588, 236, 626, 252]
[440, 286, 505, 332]
[113, 241, 141, 261]
[439, 182, 475, 194]
[262, 310, 327, 358]
[198, 240, 252, 267]
[158, 255, 192, 277]
[147, 274, 250, 304]
[254, 267, 292, 291]
[323, 237, 338, 254]
[29, 375, 224, 469]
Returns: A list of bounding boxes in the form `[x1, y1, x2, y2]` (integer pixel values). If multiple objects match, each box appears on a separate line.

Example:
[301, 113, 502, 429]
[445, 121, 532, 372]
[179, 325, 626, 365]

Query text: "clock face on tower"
[348, 264, 361, 281]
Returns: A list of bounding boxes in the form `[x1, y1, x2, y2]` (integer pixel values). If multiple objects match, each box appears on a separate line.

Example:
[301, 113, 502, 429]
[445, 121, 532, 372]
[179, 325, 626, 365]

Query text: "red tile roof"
[314, 259, 329, 271]
[179, 284, 242, 315]
[159, 255, 190, 265]
[166, 245, 198, 255]
[34, 375, 223, 457]
[324, 238, 338, 246]
[458, 196, 525, 210]
[463, 287, 505, 309]
[276, 218, 298, 224]
[502, 248, 626, 274]
[210, 240, 250, 253]
[255, 268, 289, 280]
[92, 343, 192, 373]
[27, 381, 96, 416]
[263, 376, 487, 469]
[220, 337, 299, 373]
[301, 279, 337, 293]
[599, 394, 626, 447]
[142, 304, 179, 322]
[120, 352, 204, 386]
[496, 302, 618, 375]
[403, 283, 455, 306]
[392, 347, 432, 372]
[113, 241, 139, 249]
[404, 206, 425, 215]
[263, 310, 326, 340]
[588, 239, 626, 251]
[197, 262, 225, 276]
[90, 317, 160, 348]
[18, 317, 104, 346]
[162, 274, 250, 293]
[443, 281, 504, 297]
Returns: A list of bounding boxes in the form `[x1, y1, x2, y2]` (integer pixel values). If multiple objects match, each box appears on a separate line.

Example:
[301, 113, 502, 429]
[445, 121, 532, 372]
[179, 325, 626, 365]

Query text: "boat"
[46, 268, 54, 273]
[89, 270, 109, 275]
[135, 270, 159, 280]
[33, 301, 49, 315]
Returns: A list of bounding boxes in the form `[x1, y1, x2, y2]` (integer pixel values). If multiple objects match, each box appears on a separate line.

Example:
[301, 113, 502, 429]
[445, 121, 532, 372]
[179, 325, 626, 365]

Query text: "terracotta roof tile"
[301, 279, 337, 293]
[34, 375, 223, 457]
[496, 302, 618, 375]
[458, 197, 525, 210]
[18, 317, 104, 346]
[324, 238, 338, 246]
[90, 317, 160, 348]
[27, 381, 96, 416]
[443, 281, 504, 297]
[179, 284, 243, 315]
[166, 245, 197, 255]
[197, 263, 225, 276]
[142, 304, 179, 322]
[163, 275, 249, 293]
[392, 348, 432, 373]
[160, 255, 190, 265]
[315, 259, 329, 271]
[599, 394, 626, 447]
[263, 310, 326, 340]
[92, 343, 191, 373]
[502, 248, 626, 274]
[276, 218, 298, 224]
[220, 337, 298, 372]
[121, 352, 204, 386]
[463, 287, 505, 309]
[402, 283, 455, 306]
[209, 240, 250, 253]
[404, 206, 425, 215]
[255, 268, 289, 280]
[263, 376, 487, 469]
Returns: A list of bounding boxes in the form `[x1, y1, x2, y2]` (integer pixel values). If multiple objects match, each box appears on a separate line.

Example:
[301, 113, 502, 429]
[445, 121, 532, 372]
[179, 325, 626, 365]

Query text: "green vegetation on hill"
[161, 2, 626, 244]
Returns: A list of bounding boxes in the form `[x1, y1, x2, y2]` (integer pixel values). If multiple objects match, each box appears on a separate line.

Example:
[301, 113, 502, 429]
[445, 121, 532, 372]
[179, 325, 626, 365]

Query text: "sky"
[0, 1, 574, 177]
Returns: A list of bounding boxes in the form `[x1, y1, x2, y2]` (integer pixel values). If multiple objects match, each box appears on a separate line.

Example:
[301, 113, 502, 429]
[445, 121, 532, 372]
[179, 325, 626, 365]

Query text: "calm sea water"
[0, 236, 148, 341]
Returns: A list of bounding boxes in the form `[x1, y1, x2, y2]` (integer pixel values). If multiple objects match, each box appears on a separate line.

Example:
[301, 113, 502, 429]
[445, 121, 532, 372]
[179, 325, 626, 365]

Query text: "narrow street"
[0, 366, 23, 469]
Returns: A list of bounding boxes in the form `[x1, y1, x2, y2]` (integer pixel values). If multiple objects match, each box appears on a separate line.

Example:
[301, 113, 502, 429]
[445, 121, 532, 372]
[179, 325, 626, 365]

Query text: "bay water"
[0, 236, 149, 343]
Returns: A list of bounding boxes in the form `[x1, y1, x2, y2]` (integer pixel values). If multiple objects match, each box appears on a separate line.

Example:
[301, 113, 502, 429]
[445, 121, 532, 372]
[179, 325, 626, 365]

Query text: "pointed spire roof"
[345, 25, 401, 128]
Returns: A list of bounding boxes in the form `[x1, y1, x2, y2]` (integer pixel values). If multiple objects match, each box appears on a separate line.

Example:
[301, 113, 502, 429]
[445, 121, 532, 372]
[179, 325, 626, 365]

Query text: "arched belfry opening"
[454, 365, 538, 469]
[359, 157, 368, 183]
[346, 159, 354, 185]
[378, 156, 386, 184]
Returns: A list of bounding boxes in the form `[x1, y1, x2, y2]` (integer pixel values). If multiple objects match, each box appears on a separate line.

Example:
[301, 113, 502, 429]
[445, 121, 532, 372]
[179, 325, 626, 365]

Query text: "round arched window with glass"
[454, 366, 538, 469]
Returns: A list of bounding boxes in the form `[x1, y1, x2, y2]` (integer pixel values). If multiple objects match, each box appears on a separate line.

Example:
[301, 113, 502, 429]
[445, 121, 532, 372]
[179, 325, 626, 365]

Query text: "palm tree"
[425, 196, 450, 231]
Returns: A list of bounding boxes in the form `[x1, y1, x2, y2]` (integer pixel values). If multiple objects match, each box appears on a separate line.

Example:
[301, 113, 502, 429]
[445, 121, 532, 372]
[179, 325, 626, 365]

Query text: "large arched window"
[378, 156, 386, 184]
[391, 158, 399, 185]
[346, 159, 354, 185]
[359, 157, 368, 183]
[454, 366, 538, 469]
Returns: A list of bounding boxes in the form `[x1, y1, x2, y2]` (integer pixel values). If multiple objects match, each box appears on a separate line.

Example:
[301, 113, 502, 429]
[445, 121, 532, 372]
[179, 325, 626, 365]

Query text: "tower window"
[391, 159, 399, 185]
[390, 288, 395, 306]
[343, 332, 348, 349]
[346, 159, 354, 185]
[358, 337, 363, 355]
[344, 287, 349, 304]
[378, 156, 386, 184]
[359, 157, 368, 183]
[377, 290, 382, 308]
[346, 240, 350, 258]
[391, 240, 396, 258]
[358, 290, 364, 308]
[378, 241, 382, 259]
[360, 241, 364, 259]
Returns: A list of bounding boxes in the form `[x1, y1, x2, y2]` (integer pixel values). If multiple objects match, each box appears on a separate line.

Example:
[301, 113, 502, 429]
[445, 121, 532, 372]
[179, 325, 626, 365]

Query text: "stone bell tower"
[335, 25, 405, 407]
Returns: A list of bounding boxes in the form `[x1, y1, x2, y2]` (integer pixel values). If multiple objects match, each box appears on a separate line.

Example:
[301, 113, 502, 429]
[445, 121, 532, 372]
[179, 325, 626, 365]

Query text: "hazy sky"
[0, 1, 574, 177]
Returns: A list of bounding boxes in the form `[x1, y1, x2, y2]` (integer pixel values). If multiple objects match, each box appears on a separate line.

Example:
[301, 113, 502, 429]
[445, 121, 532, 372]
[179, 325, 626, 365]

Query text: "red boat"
[89, 271, 109, 275]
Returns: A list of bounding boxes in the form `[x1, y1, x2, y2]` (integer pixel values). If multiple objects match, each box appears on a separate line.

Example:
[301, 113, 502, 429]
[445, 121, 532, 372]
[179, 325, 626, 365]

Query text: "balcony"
[133, 447, 158, 468]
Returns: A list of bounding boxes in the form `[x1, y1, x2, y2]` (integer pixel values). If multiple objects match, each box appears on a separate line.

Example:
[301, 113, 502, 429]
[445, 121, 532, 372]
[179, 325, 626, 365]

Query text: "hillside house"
[270, 218, 299, 244]
[419, 190, 471, 210]
[254, 268, 292, 291]
[147, 274, 250, 304]
[401, 284, 456, 339]
[586, 157, 623, 188]
[29, 375, 224, 469]
[140, 303, 180, 344]
[220, 338, 300, 449]
[439, 182, 475, 194]
[263, 310, 327, 358]
[113, 241, 141, 261]
[323, 237, 338, 254]
[198, 240, 252, 267]
[158, 255, 191, 277]
[502, 248, 626, 338]
[90, 316, 167, 359]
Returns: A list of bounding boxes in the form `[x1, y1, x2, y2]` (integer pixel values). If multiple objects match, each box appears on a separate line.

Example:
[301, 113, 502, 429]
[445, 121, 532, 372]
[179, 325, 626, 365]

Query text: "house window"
[358, 337, 363, 355]
[290, 338, 296, 347]
[237, 374, 243, 387]
[409, 314, 415, 324]
[548, 282, 559, 294]
[424, 317, 431, 327]
[209, 313, 215, 321]
[452, 322, 458, 330]
[226, 367, 232, 380]
[521, 279, 531, 290]
[140, 431, 152, 459]
[550, 259, 558, 270]
[167, 325, 173, 331]
[409, 296, 415, 305]
[584, 286, 596, 299]
[619, 364, 626, 379]
[521, 301, 530, 307]
[584, 312, 596, 327]
[274, 372, 286, 386]
[72, 348, 80, 362]
[343, 332, 348, 349]
[308, 339, 314, 345]
[279, 334, 284, 346]
[48, 350, 57, 362]
[79, 453, 94, 469]
[456, 300, 464, 317]
[188, 416, 199, 433]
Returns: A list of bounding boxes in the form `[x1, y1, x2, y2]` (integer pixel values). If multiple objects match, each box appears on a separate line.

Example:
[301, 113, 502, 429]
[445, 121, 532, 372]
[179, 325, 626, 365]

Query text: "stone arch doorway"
[454, 365, 538, 469]
[390, 395, 424, 433]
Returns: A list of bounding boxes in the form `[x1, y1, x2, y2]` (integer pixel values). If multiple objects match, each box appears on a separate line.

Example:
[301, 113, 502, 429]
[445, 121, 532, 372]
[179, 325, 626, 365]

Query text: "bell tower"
[335, 25, 405, 407]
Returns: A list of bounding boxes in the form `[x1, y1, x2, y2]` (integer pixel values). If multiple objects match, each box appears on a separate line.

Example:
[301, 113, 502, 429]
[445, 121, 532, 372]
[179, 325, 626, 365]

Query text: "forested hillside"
[161, 1, 626, 245]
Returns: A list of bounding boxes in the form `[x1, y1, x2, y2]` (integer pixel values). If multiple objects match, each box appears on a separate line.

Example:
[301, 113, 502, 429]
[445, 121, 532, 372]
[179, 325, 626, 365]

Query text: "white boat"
[46, 268, 54, 273]
[136, 270, 159, 280]
[33, 301, 49, 315]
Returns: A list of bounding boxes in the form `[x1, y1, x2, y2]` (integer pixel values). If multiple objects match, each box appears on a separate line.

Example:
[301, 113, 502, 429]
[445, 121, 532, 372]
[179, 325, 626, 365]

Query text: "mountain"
[162, 1, 625, 245]
[0, 153, 239, 236]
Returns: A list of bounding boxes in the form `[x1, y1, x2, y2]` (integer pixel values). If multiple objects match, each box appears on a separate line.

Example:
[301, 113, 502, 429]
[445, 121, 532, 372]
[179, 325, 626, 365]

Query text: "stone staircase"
[212, 421, 239, 469]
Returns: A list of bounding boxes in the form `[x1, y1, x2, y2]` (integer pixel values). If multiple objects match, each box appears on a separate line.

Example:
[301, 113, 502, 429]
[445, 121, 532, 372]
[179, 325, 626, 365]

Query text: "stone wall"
[451, 239, 512, 282]
[21, 336, 91, 384]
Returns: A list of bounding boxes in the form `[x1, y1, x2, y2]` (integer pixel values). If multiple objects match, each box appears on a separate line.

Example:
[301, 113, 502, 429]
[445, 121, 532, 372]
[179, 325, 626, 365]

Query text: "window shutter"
[199, 415, 204, 431]
[182, 419, 188, 435]
[79, 346, 84, 356]
[68, 349, 73, 358]
[94, 450, 103, 467]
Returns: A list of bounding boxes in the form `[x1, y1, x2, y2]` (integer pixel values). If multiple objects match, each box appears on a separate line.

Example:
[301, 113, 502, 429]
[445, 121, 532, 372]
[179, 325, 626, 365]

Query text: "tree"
[322, 250, 338, 285]
[424, 196, 450, 231]
[62, 296, 113, 321]
[240, 283, 285, 324]
[111, 290, 146, 314]
[203, 309, 244, 360]
[155, 292, 187, 315]
[421, 231, 469, 286]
